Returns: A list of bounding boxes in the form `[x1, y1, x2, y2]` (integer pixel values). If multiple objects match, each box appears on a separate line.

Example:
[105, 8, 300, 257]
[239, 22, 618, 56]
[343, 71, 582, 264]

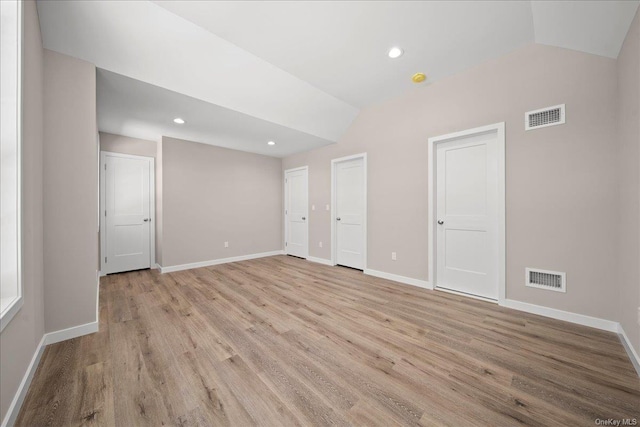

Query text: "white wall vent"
[525, 104, 565, 131]
[525, 268, 566, 293]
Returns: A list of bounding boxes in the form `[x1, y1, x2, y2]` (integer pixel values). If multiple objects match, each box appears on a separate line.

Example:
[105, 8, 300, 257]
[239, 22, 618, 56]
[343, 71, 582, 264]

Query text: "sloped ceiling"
[154, 0, 637, 108]
[37, 1, 638, 156]
[37, 0, 358, 145]
[97, 70, 334, 157]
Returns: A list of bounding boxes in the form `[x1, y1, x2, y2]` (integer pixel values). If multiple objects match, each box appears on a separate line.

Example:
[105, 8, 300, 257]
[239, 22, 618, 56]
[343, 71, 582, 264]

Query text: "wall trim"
[307, 256, 333, 266]
[618, 324, 640, 376]
[158, 250, 285, 274]
[1, 335, 45, 427]
[364, 268, 432, 290]
[500, 299, 619, 332]
[2, 320, 99, 427]
[44, 321, 99, 345]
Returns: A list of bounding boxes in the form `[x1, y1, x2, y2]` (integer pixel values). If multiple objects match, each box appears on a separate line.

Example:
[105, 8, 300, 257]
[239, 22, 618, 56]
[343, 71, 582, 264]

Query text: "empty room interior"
[1, 0, 640, 425]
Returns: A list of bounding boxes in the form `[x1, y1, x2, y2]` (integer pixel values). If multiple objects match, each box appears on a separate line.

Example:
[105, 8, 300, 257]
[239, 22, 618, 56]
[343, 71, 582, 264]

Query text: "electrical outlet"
[391, 252, 397, 261]
[224, 241, 229, 248]
[325, 204, 330, 211]
[312, 204, 316, 211]
[319, 241, 323, 248]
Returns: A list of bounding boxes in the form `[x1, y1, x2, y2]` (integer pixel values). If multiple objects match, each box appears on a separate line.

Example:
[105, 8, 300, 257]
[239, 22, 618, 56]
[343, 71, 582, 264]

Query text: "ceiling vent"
[525, 268, 566, 293]
[525, 104, 565, 131]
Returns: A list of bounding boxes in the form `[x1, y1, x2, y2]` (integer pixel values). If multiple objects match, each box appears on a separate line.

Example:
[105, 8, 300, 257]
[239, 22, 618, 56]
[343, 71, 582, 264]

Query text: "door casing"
[100, 151, 156, 275]
[331, 153, 367, 269]
[428, 123, 505, 303]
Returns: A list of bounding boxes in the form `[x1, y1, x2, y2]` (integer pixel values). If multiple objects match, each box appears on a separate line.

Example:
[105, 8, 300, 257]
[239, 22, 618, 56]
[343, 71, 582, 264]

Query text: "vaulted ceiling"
[37, 1, 639, 157]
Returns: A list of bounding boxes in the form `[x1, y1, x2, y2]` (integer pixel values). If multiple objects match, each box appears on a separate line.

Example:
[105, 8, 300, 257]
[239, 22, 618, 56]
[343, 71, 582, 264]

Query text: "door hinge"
[105, 210, 107, 217]
[285, 209, 287, 215]
[285, 178, 288, 183]
[105, 257, 107, 263]
[104, 164, 107, 170]
[285, 242, 287, 247]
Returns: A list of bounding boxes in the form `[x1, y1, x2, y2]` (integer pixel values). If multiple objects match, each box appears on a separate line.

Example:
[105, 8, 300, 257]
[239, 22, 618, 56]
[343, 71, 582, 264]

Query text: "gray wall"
[161, 136, 282, 267]
[0, 0, 45, 420]
[283, 43, 620, 322]
[617, 10, 640, 353]
[43, 50, 98, 332]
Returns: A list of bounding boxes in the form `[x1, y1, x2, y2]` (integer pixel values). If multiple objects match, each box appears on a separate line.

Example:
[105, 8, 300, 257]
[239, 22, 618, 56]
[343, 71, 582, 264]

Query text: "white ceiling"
[97, 70, 333, 158]
[154, 1, 535, 108]
[155, 0, 638, 108]
[531, 1, 639, 59]
[38, 1, 639, 156]
[37, 0, 358, 143]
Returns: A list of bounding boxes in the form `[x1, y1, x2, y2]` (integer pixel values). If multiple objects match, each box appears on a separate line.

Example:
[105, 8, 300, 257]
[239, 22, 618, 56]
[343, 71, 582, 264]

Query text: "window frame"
[0, 0, 23, 332]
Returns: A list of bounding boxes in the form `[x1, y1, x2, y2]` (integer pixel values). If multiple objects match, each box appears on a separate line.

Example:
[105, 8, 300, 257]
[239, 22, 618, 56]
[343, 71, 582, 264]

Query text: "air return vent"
[525, 268, 566, 293]
[525, 104, 565, 131]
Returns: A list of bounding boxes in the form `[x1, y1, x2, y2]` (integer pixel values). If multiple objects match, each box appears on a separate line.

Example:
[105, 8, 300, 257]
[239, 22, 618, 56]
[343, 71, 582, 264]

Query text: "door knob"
[143, 218, 150, 222]
[437, 220, 444, 225]
[336, 217, 341, 221]
[302, 217, 306, 220]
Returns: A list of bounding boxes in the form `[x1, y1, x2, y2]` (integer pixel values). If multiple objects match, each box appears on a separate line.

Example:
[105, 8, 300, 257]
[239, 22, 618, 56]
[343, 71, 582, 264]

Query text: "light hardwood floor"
[15, 255, 640, 426]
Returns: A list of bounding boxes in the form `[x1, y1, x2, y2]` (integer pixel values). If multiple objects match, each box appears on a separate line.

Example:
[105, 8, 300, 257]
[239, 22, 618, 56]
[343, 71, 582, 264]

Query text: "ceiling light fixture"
[267, 141, 276, 146]
[388, 47, 404, 59]
[173, 118, 185, 124]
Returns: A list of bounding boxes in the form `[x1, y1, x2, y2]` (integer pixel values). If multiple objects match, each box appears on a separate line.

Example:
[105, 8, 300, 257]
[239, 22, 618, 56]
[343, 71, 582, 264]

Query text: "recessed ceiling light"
[173, 118, 185, 124]
[267, 141, 276, 146]
[388, 47, 404, 59]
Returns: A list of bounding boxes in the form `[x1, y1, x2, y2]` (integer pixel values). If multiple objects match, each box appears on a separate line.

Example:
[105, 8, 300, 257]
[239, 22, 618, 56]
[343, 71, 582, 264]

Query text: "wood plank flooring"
[15, 255, 640, 426]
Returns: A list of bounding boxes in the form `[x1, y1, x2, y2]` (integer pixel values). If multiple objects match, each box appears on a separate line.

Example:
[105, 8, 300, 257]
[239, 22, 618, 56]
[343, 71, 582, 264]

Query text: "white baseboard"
[307, 256, 333, 266]
[1, 335, 46, 427]
[618, 324, 640, 376]
[364, 268, 432, 290]
[44, 321, 99, 345]
[1, 319, 99, 427]
[500, 299, 619, 333]
[158, 250, 285, 274]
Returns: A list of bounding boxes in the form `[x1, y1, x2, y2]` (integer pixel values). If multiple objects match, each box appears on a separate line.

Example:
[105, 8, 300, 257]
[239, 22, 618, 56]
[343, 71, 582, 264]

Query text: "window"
[0, 0, 22, 332]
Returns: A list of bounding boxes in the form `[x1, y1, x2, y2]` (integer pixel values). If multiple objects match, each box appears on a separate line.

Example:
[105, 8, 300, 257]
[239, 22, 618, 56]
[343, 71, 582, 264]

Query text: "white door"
[102, 152, 154, 274]
[435, 131, 499, 300]
[285, 167, 308, 258]
[335, 157, 365, 270]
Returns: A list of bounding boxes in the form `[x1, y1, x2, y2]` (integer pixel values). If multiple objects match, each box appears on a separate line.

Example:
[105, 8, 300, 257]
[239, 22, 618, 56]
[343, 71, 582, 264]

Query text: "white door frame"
[100, 151, 156, 275]
[283, 165, 309, 258]
[331, 153, 367, 268]
[427, 123, 505, 303]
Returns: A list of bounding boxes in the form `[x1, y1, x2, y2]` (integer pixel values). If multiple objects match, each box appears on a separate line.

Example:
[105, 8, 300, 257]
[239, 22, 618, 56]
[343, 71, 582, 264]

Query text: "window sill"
[0, 295, 23, 333]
